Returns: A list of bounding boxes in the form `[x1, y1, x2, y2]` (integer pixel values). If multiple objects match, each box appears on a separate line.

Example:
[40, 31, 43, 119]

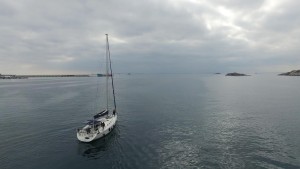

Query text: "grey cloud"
[0, 0, 299, 74]
[261, 2, 300, 32]
[213, 0, 265, 10]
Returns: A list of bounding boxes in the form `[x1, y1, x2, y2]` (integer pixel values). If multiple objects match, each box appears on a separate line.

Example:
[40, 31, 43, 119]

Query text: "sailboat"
[77, 34, 117, 142]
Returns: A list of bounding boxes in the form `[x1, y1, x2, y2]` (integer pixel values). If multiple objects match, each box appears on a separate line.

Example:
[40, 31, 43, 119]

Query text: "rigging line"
[93, 44, 105, 115]
[92, 61, 102, 127]
[106, 34, 117, 111]
[94, 57, 102, 114]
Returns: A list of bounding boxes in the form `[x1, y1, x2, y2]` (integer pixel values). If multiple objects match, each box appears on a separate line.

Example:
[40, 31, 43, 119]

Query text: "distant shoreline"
[278, 70, 300, 76]
[0, 74, 96, 79]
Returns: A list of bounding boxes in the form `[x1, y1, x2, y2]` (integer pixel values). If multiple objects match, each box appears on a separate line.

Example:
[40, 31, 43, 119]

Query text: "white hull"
[77, 114, 117, 142]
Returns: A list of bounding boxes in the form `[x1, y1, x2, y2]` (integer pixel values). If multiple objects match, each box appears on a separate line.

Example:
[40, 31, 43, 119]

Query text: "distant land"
[278, 70, 300, 76]
[0, 74, 98, 79]
[0, 73, 131, 79]
[2, 71, 300, 79]
[226, 72, 250, 76]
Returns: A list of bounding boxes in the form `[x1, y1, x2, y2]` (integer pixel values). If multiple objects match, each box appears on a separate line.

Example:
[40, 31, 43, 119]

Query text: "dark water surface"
[0, 74, 299, 169]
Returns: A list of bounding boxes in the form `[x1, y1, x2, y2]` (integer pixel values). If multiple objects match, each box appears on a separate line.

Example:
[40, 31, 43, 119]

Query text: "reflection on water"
[77, 125, 120, 159]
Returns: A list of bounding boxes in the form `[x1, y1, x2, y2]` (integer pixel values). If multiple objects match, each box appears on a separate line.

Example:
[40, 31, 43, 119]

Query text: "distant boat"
[77, 34, 117, 142]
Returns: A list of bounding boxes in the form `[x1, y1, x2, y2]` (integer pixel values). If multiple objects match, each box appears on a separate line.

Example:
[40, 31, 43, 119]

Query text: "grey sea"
[0, 74, 299, 169]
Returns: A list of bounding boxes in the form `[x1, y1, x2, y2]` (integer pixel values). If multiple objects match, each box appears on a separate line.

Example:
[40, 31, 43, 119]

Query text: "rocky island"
[278, 70, 300, 76]
[226, 72, 250, 76]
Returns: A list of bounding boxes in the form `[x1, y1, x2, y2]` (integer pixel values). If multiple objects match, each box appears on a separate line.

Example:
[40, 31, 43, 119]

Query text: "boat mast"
[105, 34, 109, 110]
[107, 35, 117, 112]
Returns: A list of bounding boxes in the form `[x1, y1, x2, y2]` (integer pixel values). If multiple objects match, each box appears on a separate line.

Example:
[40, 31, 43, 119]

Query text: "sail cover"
[94, 109, 109, 119]
[85, 119, 101, 125]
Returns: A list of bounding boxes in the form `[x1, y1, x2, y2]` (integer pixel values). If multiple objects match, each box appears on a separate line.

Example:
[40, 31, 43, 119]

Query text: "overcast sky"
[0, 0, 299, 74]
